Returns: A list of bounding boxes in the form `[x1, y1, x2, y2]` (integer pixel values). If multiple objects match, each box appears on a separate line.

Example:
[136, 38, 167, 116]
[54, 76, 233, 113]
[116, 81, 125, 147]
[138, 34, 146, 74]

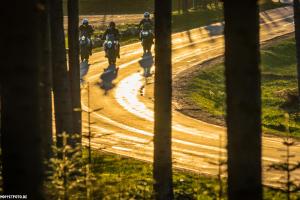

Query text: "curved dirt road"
[81, 6, 300, 187]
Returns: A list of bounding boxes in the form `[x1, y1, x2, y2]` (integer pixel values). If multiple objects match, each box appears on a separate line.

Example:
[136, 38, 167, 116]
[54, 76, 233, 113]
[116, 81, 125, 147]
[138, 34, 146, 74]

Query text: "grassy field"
[90, 152, 295, 199]
[171, 1, 285, 33]
[90, 152, 222, 199]
[46, 149, 293, 199]
[187, 38, 300, 137]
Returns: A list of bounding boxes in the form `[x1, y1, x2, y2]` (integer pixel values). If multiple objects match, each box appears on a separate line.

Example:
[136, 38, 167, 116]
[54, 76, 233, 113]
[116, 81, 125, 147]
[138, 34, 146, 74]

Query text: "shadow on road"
[99, 64, 119, 95]
[138, 52, 154, 78]
[80, 60, 90, 84]
[204, 22, 224, 37]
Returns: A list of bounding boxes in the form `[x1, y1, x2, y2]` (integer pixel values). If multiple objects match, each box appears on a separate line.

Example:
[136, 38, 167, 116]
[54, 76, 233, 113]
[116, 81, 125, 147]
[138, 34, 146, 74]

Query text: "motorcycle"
[140, 29, 154, 55]
[104, 35, 119, 65]
[79, 35, 92, 62]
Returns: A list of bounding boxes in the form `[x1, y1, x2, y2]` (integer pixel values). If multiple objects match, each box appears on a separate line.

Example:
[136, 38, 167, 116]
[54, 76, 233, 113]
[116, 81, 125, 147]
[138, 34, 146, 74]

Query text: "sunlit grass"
[85, 150, 225, 199]
[187, 38, 300, 137]
[80, 150, 291, 199]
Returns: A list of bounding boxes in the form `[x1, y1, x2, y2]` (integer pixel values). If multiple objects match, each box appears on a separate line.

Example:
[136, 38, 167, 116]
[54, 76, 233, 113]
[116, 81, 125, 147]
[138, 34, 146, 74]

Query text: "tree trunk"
[49, 0, 74, 147]
[68, 0, 82, 144]
[224, 1, 262, 200]
[294, 0, 300, 100]
[1, 1, 44, 198]
[154, 0, 174, 199]
[182, 0, 189, 13]
[39, 0, 53, 161]
[178, 0, 181, 14]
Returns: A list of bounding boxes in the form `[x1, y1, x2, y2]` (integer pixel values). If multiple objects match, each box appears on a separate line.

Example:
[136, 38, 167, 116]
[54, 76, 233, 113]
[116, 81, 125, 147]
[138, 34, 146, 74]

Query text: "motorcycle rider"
[102, 21, 121, 58]
[79, 18, 94, 55]
[140, 22, 153, 40]
[140, 22, 154, 55]
[139, 12, 153, 31]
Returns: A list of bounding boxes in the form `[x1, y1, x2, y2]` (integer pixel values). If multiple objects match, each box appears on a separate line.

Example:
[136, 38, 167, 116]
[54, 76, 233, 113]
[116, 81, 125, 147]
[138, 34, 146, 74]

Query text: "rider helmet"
[144, 12, 150, 19]
[109, 21, 116, 29]
[82, 18, 89, 25]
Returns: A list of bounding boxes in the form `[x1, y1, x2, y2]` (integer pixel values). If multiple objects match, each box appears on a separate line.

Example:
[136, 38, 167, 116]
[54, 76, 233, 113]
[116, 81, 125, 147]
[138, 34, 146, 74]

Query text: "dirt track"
[80, 6, 300, 187]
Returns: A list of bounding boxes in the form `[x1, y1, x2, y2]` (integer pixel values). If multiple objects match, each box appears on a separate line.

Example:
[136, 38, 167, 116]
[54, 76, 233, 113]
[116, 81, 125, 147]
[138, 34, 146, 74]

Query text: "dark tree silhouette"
[1, 1, 44, 198]
[294, 0, 300, 100]
[39, 0, 53, 161]
[177, 0, 182, 14]
[153, 0, 174, 199]
[49, 0, 74, 147]
[224, 1, 262, 200]
[68, 0, 82, 142]
[182, 0, 189, 13]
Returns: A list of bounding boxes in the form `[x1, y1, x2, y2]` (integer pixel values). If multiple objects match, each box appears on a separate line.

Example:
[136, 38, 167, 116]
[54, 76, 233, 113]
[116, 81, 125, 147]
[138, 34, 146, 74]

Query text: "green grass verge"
[89, 151, 224, 199]
[187, 38, 300, 137]
[79, 150, 291, 199]
[172, 6, 223, 33]
[45, 146, 293, 199]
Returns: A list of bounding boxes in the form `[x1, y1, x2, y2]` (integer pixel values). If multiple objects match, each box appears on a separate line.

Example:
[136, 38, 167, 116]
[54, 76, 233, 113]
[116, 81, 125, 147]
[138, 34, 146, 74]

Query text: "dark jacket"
[79, 24, 94, 38]
[139, 18, 153, 30]
[102, 28, 120, 41]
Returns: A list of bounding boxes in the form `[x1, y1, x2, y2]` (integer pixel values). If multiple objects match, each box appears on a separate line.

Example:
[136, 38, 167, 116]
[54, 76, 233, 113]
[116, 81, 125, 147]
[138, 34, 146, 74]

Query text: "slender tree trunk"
[49, 0, 74, 147]
[154, 0, 173, 199]
[178, 0, 181, 14]
[68, 0, 82, 144]
[294, 0, 300, 100]
[1, 1, 44, 198]
[39, 0, 53, 161]
[224, 1, 262, 200]
[182, 0, 189, 13]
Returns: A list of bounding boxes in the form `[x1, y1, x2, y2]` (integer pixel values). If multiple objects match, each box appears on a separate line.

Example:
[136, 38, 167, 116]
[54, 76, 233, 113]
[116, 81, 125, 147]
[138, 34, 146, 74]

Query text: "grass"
[172, 6, 223, 33]
[187, 38, 300, 137]
[55, 149, 292, 199]
[88, 151, 224, 199]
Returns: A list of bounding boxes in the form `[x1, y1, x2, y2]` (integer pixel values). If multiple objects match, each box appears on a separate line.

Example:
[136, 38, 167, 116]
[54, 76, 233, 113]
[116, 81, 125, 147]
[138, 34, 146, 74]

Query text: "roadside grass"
[187, 38, 300, 137]
[88, 151, 223, 199]
[172, 6, 223, 33]
[61, 149, 290, 199]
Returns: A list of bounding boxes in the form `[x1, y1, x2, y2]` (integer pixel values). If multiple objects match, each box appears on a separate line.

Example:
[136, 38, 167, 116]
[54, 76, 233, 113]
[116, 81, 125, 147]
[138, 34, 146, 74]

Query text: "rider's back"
[79, 24, 94, 38]
[103, 28, 120, 41]
[139, 18, 153, 30]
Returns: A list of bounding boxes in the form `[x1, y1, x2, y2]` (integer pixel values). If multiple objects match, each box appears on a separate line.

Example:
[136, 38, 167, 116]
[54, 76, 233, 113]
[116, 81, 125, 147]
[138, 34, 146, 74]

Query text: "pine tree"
[293, 0, 300, 100]
[224, 1, 262, 199]
[1, 0, 44, 197]
[154, 0, 174, 199]
[49, 0, 75, 148]
[68, 0, 82, 144]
